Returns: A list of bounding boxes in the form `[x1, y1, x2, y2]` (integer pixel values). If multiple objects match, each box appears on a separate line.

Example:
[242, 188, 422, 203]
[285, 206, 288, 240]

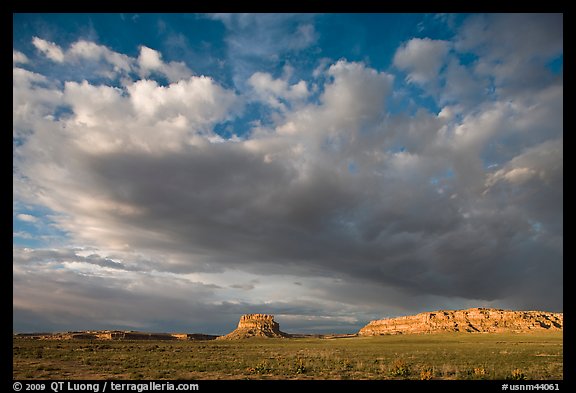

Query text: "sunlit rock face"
[217, 314, 291, 339]
[359, 308, 563, 335]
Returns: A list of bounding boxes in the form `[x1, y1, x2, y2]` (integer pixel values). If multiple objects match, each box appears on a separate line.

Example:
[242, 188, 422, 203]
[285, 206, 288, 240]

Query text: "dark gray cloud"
[14, 248, 138, 271]
[47, 111, 561, 309]
[13, 248, 373, 334]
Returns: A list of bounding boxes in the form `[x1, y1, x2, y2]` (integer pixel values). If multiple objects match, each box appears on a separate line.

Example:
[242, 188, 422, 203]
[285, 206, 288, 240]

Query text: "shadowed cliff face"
[217, 314, 291, 339]
[359, 308, 563, 335]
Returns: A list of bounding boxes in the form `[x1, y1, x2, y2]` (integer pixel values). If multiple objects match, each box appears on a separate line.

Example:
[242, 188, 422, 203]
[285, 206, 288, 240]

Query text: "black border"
[10, 2, 567, 14]
[8, 380, 568, 392]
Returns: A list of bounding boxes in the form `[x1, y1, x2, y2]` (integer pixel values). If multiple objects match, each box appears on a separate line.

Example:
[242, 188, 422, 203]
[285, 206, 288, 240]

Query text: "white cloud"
[138, 46, 164, 70]
[485, 138, 562, 189]
[206, 14, 318, 89]
[32, 36, 65, 62]
[137, 46, 192, 83]
[210, 13, 317, 52]
[68, 40, 133, 74]
[248, 71, 309, 110]
[16, 214, 38, 223]
[393, 38, 450, 85]
[501, 167, 538, 184]
[13, 67, 63, 140]
[13, 50, 28, 65]
[452, 102, 508, 151]
[17, 75, 241, 154]
[13, 67, 47, 86]
[292, 23, 316, 50]
[63, 80, 128, 128]
[127, 76, 240, 129]
[32, 37, 133, 79]
[322, 60, 393, 127]
[30, 38, 193, 82]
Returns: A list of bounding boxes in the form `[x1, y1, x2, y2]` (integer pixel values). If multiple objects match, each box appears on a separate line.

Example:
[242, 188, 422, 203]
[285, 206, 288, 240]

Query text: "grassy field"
[13, 332, 562, 380]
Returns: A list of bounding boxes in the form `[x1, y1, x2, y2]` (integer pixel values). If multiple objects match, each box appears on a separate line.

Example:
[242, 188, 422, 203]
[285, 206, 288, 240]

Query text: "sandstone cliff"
[217, 314, 291, 339]
[359, 308, 563, 336]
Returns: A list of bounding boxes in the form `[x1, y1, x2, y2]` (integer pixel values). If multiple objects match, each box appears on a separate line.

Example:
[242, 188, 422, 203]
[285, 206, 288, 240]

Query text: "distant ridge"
[13, 330, 217, 341]
[359, 308, 563, 336]
[12, 308, 564, 340]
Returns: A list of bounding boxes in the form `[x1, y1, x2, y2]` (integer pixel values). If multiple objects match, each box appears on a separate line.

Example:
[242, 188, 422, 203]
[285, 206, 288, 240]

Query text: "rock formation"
[217, 314, 291, 339]
[358, 308, 563, 336]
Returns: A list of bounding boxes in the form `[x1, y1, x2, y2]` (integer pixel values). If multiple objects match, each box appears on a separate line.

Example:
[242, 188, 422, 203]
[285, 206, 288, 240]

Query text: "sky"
[13, 13, 563, 335]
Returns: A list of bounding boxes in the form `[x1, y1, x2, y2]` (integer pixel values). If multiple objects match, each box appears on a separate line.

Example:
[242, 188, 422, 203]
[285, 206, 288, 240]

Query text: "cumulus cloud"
[322, 60, 393, 126]
[137, 45, 192, 82]
[69, 40, 132, 70]
[16, 75, 241, 155]
[439, 57, 486, 108]
[13, 66, 63, 142]
[30, 37, 193, 83]
[393, 38, 450, 85]
[13, 14, 562, 333]
[127, 77, 240, 130]
[32, 37, 133, 79]
[248, 72, 309, 111]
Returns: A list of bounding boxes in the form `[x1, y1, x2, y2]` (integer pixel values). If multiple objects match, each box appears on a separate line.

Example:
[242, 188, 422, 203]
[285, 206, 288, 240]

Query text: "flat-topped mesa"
[359, 308, 563, 336]
[217, 314, 291, 340]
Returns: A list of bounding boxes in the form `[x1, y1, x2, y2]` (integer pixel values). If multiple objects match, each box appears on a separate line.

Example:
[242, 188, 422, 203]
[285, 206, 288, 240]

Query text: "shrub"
[294, 358, 307, 374]
[389, 358, 411, 378]
[419, 367, 433, 380]
[340, 359, 353, 370]
[253, 361, 272, 374]
[467, 366, 487, 379]
[473, 366, 486, 377]
[509, 369, 527, 380]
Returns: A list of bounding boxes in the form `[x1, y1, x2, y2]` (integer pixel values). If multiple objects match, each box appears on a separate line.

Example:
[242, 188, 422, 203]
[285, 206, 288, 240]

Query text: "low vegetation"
[13, 332, 562, 380]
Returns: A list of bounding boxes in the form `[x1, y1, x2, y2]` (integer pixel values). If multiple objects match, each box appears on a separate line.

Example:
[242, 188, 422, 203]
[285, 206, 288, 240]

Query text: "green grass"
[13, 332, 563, 380]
